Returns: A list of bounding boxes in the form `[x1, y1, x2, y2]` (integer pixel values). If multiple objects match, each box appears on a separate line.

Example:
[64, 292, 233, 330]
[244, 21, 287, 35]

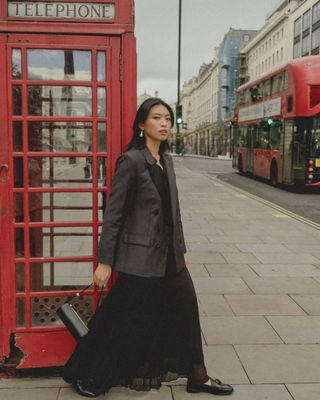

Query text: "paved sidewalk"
[1, 158, 320, 399]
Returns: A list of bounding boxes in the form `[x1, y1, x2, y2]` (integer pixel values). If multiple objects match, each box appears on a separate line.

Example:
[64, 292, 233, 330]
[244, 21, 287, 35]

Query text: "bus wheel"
[270, 162, 278, 186]
[238, 156, 243, 174]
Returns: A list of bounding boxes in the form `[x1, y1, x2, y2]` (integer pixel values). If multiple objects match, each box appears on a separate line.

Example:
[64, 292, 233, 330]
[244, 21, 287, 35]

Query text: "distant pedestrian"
[61, 98, 233, 398]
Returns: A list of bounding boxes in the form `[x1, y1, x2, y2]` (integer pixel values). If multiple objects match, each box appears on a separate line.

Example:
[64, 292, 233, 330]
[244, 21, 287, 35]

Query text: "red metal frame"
[234, 56, 320, 185]
[0, 0, 137, 368]
[0, 34, 11, 363]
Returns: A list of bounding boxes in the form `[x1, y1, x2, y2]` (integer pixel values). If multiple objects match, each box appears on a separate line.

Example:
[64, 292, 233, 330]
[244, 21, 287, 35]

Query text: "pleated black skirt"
[61, 243, 208, 394]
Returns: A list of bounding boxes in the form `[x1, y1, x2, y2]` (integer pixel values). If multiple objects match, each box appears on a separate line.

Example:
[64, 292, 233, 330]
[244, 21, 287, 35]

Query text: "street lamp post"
[176, 0, 182, 154]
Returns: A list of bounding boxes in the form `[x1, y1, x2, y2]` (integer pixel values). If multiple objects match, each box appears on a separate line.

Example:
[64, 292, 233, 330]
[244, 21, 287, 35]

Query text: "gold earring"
[140, 129, 144, 138]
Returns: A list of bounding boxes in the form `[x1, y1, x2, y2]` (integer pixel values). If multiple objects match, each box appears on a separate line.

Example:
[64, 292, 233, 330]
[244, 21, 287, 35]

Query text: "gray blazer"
[98, 147, 187, 277]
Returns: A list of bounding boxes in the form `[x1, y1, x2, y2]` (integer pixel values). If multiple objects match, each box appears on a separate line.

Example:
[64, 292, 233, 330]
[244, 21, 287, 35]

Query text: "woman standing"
[61, 98, 233, 397]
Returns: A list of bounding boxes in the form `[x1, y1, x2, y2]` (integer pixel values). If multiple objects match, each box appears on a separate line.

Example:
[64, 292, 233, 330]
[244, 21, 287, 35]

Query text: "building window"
[311, 27, 320, 54]
[280, 47, 283, 61]
[294, 17, 302, 38]
[281, 28, 284, 38]
[277, 32, 279, 42]
[272, 53, 275, 65]
[302, 34, 310, 56]
[243, 34, 250, 42]
[312, 1, 320, 24]
[303, 9, 311, 32]
[293, 41, 300, 58]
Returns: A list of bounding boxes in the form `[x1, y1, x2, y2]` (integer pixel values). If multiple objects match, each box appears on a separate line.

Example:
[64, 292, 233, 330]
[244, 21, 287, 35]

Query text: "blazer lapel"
[140, 147, 156, 166]
[162, 153, 177, 225]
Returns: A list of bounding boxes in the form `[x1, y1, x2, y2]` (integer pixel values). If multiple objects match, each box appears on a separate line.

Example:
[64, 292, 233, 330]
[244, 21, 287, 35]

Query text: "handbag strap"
[66, 283, 104, 307]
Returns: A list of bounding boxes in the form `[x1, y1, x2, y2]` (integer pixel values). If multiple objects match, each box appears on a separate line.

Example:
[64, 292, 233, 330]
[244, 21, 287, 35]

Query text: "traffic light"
[267, 118, 273, 126]
[176, 104, 183, 125]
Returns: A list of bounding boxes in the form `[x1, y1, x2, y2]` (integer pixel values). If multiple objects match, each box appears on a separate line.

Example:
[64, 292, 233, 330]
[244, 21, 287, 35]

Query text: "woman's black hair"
[126, 97, 174, 152]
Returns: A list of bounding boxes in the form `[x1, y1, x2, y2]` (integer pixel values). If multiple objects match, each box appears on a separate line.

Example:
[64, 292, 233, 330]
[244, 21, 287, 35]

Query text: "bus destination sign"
[8, 2, 115, 20]
[238, 97, 281, 123]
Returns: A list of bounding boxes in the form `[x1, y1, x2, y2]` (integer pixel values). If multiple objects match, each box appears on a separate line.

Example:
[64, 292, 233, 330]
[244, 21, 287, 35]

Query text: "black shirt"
[148, 154, 176, 276]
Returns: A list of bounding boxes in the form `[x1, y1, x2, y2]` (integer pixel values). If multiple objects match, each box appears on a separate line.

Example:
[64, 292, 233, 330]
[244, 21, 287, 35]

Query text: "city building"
[292, 0, 320, 58]
[242, 0, 320, 81]
[217, 28, 257, 122]
[137, 90, 159, 107]
[179, 62, 215, 155]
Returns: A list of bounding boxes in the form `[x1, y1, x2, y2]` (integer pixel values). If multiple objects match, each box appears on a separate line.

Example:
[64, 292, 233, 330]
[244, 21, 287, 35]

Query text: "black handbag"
[57, 283, 103, 341]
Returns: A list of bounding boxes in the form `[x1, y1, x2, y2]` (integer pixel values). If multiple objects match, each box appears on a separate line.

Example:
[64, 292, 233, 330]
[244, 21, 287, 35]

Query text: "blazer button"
[152, 210, 159, 215]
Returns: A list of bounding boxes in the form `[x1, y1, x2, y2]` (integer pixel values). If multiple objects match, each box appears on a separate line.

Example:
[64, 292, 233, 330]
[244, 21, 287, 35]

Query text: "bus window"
[261, 79, 272, 97]
[311, 115, 320, 157]
[239, 126, 247, 146]
[272, 72, 285, 94]
[252, 125, 261, 147]
[244, 89, 251, 103]
[270, 121, 282, 150]
[238, 91, 245, 105]
[259, 122, 270, 149]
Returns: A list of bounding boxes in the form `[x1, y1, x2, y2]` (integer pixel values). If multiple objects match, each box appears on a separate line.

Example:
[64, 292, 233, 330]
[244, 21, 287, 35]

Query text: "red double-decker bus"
[233, 56, 320, 187]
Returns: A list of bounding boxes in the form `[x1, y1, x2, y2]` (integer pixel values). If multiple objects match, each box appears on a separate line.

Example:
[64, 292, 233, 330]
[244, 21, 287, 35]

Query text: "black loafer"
[73, 380, 101, 398]
[187, 377, 234, 395]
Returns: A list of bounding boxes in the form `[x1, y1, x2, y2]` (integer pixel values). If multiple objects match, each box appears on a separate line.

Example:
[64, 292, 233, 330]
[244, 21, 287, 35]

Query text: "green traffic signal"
[176, 104, 183, 125]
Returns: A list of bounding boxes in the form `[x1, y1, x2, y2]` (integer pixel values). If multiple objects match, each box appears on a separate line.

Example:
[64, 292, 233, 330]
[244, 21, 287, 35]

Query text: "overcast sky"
[135, 0, 282, 103]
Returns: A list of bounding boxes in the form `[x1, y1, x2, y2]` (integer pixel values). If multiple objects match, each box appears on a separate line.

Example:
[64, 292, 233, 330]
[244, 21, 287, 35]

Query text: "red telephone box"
[0, 0, 136, 369]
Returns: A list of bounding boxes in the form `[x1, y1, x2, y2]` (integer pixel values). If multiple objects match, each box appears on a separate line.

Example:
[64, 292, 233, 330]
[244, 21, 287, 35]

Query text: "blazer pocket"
[123, 232, 153, 247]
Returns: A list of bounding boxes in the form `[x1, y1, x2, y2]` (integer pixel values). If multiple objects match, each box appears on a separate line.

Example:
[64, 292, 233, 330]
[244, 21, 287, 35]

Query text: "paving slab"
[202, 345, 249, 384]
[286, 384, 320, 400]
[253, 253, 320, 264]
[244, 277, 320, 294]
[235, 344, 320, 383]
[261, 236, 320, 245]
[187, 252, 226, 264]
[192, 277, 251, 294]
[187, 243, 240, 253]
[205, 263, 258, 278]
[249, 264, 320, 277]
[221, 253, 261, 264]
[291, 295, 320, 315]
[207, 235, 264, 244]
[59, 386, 172, 399]
[285, 244, 320, 254]
[267, 316, 320, 343]
[200, 316, 282, 345]
[225, 294, 306, 316]
[187, 264, 210, 278]
[184, 234, 209, 243]
[236, 244, 291, 253]
[198, 294, 234, 316]
[0, 388, 60, 400]
[173, 384, 293, 400]
[0, 377, 66, 388]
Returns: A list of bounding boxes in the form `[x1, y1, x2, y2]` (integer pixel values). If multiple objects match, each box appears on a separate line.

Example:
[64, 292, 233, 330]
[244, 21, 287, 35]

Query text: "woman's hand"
[94, 263, 112, 288]
[184, 253, 190, 269]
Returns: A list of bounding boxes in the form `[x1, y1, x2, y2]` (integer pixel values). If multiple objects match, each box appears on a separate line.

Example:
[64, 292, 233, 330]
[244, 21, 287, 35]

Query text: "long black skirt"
[61, 266, 208, 394]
